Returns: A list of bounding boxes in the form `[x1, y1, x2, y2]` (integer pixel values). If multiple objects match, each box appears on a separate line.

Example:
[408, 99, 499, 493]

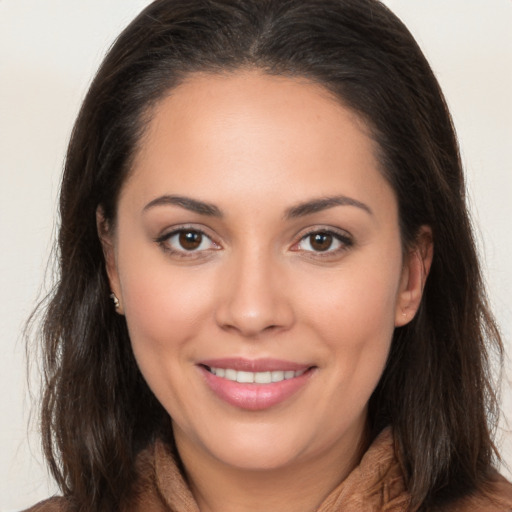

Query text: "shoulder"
[443, 474, 512, 511]
[21, 497, 69, 512]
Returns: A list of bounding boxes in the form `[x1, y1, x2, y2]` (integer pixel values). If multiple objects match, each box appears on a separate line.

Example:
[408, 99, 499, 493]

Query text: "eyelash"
[292, 228, 354, 257]
[155, 226, 220, 258]
[154, 226, 354, 259]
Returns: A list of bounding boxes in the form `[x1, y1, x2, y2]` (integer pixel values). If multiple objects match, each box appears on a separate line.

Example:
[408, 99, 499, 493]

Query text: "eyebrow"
[142, 194, 372, 219]
[285, 195, 373, 218]
[143, 195, 222, 217]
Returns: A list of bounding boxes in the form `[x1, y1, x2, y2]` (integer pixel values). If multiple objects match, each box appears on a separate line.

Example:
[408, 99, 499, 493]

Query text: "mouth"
[198, 358, 316, 410]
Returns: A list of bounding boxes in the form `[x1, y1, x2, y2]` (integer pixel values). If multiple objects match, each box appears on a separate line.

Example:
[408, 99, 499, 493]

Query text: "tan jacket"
[24, 429, 512, 511]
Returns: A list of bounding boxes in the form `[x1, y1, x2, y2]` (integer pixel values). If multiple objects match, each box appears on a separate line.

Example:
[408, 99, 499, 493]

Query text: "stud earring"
[110, 293, 120, 309]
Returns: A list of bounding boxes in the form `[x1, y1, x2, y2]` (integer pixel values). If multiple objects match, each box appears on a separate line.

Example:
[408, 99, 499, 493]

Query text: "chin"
[210, 440, 306, 471]
[175, 417, 316, 471]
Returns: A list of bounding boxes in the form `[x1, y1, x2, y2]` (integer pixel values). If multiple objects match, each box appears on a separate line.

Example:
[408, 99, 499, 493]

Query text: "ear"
[395, 226, 433, 326]
[96, 207, 124, 314]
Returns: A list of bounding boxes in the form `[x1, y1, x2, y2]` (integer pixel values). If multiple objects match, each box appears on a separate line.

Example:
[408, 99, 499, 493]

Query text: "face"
[102, 71, 429, 474]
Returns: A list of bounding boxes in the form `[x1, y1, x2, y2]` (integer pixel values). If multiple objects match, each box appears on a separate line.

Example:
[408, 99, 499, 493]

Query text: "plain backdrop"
[1, 1, 511, 510]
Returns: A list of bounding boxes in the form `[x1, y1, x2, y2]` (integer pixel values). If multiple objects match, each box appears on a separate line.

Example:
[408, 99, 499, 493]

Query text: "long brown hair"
[33, 1, 503, 510]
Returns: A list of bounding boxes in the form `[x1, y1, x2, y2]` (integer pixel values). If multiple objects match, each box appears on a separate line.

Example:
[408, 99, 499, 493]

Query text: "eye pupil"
[179, 231, 202, 250]
[310, 233, 333, 251]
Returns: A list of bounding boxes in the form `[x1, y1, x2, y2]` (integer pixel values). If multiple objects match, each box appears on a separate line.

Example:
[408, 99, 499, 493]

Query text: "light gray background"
[1, 1, 511, 510]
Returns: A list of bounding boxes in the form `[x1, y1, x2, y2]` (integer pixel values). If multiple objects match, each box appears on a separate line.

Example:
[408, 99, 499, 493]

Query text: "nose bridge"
[215, 242, 294, 336]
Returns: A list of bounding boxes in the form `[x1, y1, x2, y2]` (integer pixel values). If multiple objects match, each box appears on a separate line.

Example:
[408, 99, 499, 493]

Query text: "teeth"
[225, 368, 236, 380]
[271, 370, 284, 382]
[237, 371, 254, 383]
[255, 371, 271, 384]
[209, 367, 306, 383]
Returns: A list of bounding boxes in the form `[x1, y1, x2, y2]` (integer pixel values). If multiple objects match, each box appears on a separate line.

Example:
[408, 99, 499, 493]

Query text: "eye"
[156, 228, 220, 254]
[293, 229, 353, 254]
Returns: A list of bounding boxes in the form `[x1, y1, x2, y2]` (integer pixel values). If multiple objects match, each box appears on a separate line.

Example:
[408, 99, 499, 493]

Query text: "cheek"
[319, 279, 396, 380]
[303, 268, 399, 428]
[116, 242, 216, 361]
[296, 247, 402, 387]
[117, 252, 218, 419]
[302, 262, 401, 343]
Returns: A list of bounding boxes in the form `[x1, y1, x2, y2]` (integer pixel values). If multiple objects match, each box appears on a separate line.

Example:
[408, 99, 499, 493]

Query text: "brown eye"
[156, 228, 220, 256]
[309, 232, 333, 251]
[179, 230, 203, 250]
[293, 229, 352, 255]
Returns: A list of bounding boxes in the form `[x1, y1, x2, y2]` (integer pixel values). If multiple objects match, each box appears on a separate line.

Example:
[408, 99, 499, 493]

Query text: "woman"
[25, 0, 512, 511]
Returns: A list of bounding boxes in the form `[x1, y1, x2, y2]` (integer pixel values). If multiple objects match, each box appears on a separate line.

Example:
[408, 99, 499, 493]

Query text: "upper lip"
[199, 357, 312, 373]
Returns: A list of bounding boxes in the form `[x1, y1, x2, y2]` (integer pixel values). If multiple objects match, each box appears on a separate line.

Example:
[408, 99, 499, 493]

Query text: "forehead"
[123, 70, 394, 217]
[134, 71, 376, 167]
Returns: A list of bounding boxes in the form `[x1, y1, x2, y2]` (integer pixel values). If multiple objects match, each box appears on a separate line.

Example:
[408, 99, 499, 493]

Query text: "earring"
[110, 292, 120, 309]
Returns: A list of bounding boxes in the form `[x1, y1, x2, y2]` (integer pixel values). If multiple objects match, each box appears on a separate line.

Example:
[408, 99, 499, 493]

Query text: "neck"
[174, 421, 369, 512]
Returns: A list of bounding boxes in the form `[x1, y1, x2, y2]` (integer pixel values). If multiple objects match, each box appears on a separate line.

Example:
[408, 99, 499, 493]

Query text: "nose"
[214, 249, 295, 338]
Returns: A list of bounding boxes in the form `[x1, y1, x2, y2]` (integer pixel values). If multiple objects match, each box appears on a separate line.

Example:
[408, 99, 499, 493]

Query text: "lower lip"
[199, 366, 314, 411]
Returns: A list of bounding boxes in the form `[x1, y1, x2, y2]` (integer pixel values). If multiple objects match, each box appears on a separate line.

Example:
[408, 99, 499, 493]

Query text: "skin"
[99, 71, 432, 512]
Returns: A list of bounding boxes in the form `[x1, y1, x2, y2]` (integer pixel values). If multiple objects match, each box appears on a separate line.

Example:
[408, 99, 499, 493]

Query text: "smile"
[206, 367, 307, 384]
[199, 359, 315, 410]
